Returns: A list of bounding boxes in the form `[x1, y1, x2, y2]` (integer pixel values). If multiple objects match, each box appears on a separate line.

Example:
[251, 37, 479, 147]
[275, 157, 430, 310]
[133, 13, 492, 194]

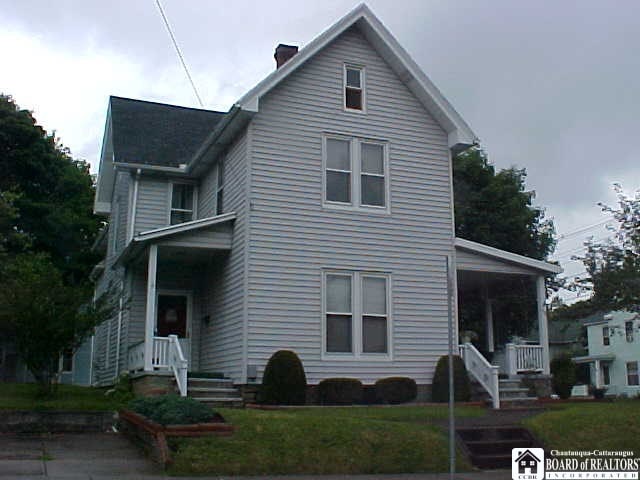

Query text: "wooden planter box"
[118, 409, 234, 466]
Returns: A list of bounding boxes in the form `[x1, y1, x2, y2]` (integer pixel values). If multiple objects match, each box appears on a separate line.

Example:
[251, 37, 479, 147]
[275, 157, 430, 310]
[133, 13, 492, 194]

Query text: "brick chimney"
[274, 44, 298, 69]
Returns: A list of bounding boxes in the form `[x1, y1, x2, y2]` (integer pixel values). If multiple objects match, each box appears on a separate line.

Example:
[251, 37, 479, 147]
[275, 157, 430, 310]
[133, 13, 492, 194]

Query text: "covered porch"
[117, 213, 236, 395]
[454, 238, 562, 407]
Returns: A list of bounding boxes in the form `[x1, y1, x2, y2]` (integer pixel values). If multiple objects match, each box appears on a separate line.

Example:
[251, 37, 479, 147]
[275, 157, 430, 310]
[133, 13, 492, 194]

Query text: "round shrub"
[260, 350, 307, 405]
[432, 355, 471, 402]
[375, 377, 418, 404]
[129, 395, 215, 425]
[318, 378, 363, 405]
[551, 354, 577, 399]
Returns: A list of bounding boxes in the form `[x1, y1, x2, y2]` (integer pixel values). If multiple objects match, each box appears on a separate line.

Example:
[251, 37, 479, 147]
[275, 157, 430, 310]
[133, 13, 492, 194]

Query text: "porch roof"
[114, 212, 236, 267]
[455, 238, 562, 275]
[573, 353, 616, 364]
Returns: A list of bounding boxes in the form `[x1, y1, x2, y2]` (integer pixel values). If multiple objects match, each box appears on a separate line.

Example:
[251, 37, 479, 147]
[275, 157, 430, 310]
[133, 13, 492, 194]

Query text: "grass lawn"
[525, 400, 640, 451]
[168, 405, 484, 476]
[0, 383, 126, 411]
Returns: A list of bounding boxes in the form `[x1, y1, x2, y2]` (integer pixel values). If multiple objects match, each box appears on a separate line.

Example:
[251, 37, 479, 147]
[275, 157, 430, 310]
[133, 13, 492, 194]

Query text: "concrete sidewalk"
[0, 432, 511, 480]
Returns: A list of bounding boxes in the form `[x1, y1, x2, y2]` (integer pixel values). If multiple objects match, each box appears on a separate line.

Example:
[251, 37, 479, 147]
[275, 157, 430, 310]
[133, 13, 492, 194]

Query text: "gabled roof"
[110, 96, 225, 168]
[455, 238, 563, 274]
[235, 3, 478, 152]
[516, 449, 541, 462]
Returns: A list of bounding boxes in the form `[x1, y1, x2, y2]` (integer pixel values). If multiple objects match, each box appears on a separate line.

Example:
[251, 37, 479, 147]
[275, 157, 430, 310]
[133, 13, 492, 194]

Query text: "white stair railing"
[459, 342, 500, 409]
[167, 334, 188, 397]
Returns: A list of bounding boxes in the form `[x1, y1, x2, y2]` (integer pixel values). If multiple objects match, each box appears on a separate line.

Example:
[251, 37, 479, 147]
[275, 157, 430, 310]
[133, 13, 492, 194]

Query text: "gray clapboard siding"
[135, 178, 169, 233]
[246, 26, 454, 385]
[197, 133, 247, 382]
[455, 248, 536, 275]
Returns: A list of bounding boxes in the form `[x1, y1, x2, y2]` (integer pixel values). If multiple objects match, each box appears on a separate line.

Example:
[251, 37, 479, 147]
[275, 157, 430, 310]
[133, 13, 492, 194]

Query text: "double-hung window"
[170, 183, 195, 225]
[344, 65, 364, 111]
[602, 326, 610, 346]
[323, 135, 388, 211]
[215, 160, 224, 215]
[627, 361, 639, 386]
[323, 270, 391, 358]
[625, 320, 634, 343]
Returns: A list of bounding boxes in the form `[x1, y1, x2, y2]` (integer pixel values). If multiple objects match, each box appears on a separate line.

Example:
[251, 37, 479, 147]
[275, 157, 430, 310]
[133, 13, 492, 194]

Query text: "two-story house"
[574, 311, 640, 397]
[91, 4, 561, 407]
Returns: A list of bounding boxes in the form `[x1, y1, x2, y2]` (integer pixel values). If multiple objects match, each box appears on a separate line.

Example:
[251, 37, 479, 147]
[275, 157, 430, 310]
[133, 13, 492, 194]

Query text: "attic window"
[344, 65, 364, 111]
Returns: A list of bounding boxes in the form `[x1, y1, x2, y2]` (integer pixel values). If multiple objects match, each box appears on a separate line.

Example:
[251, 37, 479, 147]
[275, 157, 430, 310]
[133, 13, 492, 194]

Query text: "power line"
[154, 0, 204, 107]
[556, 217, 614, 242]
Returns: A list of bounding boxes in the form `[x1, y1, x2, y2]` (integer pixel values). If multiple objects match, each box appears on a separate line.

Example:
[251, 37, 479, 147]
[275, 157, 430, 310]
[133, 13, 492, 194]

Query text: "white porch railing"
[459, 342, 500, 409]
[167, 335, 188, 397]
[505, 343, 544, 375]
[127, 336, 188, 397]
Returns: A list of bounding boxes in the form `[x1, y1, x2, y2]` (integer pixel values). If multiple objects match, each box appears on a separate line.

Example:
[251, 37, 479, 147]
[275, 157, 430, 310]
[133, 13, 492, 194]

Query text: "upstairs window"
[602, 326, 610, 346]
[344, 65, 364, 111]
[215, 160, 224, 215]
[170, 183, 195, 225]
[626, 320, 634, 342]
[323, 135, 389, 212]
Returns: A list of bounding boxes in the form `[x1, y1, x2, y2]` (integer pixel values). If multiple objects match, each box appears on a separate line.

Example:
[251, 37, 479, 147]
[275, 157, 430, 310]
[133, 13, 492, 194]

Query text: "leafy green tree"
[573, 184, 640, 312]
[453, 147, 555, 260]
[0, 94, 100, 284]
[0, 254, 115, 395]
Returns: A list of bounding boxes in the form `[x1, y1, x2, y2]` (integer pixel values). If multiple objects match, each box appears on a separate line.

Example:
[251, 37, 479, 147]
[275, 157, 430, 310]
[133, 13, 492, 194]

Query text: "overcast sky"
[3, 0, 639, 302]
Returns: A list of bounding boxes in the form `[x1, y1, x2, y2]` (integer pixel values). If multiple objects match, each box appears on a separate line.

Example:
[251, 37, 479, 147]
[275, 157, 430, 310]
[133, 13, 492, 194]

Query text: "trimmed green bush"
[375, 377, 418, 404]
[318, 378, 363, 405]
[551, 354, 577, 399]
[260, 350, 307, 405]
[129, 395, 215, 426]
[432, 355, 471, 402]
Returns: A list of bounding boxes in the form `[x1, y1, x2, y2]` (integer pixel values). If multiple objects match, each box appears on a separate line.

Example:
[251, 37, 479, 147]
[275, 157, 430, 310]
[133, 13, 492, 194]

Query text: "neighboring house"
[574, 311, 640, 397]
[547, 314, 594, 360]
[90, 4, 561, 406]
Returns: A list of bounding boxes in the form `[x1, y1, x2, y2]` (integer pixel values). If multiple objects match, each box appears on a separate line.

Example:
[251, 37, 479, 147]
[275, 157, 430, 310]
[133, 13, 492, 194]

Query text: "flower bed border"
[118, 409, 234, 466]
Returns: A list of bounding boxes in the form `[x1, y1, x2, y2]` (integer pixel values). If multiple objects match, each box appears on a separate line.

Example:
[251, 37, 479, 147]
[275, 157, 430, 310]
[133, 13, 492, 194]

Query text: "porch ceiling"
[457, 269, 531, 291]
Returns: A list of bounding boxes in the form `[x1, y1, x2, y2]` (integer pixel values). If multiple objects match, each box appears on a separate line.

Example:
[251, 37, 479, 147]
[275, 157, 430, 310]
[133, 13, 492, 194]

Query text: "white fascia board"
[134, 212, 236, 242]
[114, 162, 188, 175]
[236, 3, 478, 150]
[94, 103, 115, 214]
[455, 237, 563, 274]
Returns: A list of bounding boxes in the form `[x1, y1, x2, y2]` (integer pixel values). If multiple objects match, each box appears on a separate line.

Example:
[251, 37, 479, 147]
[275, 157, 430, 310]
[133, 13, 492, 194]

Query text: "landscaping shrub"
[375, 377, 418, 404]
[551, 354, 577, 399]
[318, 378, 363, 405]
[260, 350, 307, 405]
[432, 355, 471, 402]
[128, 395, 215, 425]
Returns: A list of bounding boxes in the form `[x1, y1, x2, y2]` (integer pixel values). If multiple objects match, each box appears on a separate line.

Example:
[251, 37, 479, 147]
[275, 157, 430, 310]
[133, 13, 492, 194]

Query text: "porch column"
[594, 360, 601, 389]
[482, 283, 494, 353]
[144, 244, 158, 372]
[536, 275, 551, 375]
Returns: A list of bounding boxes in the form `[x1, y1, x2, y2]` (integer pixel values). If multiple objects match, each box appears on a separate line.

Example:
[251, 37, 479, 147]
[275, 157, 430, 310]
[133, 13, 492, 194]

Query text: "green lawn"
[168, 405, 484, 476]
[0, 383, 126, 411]
[524, 400, 640, 451]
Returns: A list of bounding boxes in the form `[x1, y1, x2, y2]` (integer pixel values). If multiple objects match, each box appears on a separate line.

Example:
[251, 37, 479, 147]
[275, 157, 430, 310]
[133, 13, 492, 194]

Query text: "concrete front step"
[183, 377, 244, 407]
[499, 387, 532, 399]
[499, 379, 523, 389]
[457, 426, 539, 470]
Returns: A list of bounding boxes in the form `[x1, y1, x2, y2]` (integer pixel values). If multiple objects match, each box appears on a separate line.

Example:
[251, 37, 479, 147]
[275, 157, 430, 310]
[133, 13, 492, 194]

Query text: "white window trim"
[602, 326, 610, 346]
[321, 269, 393, 361]
[626, 361, 639, 386]
[322, 134, 390, 214]
[168, 181, 198, 226]
[343, 64, 366, 113]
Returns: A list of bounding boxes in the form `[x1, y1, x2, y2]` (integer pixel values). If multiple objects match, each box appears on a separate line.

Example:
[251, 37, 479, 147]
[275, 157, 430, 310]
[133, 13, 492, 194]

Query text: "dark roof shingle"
[110, 96, 225, 167]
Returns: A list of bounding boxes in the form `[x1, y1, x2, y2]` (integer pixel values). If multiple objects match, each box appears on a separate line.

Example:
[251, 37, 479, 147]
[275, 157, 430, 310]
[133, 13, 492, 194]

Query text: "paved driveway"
[0, 432, 161, 479]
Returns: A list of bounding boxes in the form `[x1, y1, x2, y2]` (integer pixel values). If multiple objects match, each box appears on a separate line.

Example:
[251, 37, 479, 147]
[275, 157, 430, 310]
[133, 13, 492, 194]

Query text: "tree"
[453, 147, 555, 260]
[574, 184, 640, 312]
[0, 254, 115, 395]
[0, 94, 100, 284]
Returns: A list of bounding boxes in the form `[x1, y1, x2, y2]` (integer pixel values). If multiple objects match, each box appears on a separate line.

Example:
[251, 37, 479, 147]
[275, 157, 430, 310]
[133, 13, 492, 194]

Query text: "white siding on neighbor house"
[246, 26, 454, 385]
[197, 133, 247, 382]
[455, 248, 538, 276]
[94, 171, 130, 385]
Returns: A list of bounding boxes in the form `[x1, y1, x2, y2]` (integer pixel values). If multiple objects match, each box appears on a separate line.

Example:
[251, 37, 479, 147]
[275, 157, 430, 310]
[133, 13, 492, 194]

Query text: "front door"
[156, 293, 191, 367]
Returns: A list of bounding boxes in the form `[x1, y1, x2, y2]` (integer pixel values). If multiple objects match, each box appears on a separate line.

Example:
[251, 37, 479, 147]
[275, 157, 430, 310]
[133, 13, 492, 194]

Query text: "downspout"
[128, 169, 140, 243]
[114, 282, 124, 381]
